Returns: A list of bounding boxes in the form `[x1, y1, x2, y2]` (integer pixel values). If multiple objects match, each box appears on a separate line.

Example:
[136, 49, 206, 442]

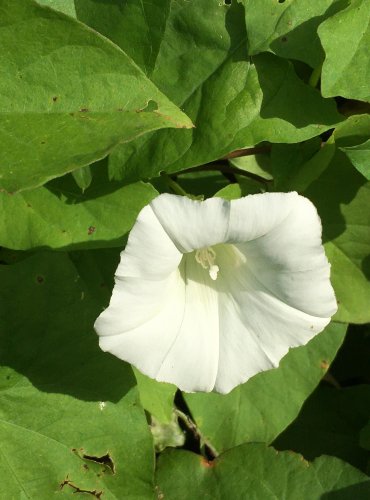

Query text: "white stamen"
[195, 247, 219, 280]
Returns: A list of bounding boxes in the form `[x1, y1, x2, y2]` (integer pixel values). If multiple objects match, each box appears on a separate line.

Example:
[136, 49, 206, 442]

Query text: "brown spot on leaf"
[52, 96, 58, 102]
[281, 36, 288, 42]
[320, 360, 330, 370]
[36, 275, 45, 284]
[200, 457, 215, 468]
[88, 226, 96, 235]
[80, 108, 89, 112]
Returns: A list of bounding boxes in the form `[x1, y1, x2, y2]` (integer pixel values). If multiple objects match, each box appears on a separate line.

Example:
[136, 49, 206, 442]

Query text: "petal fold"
[150, 193, 230, 253]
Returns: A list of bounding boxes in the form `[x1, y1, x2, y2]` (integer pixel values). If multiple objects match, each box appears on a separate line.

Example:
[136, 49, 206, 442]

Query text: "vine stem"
[309, 63, 323, 88]
[161, 172, 189, 196]
[174, 409, 219, 459]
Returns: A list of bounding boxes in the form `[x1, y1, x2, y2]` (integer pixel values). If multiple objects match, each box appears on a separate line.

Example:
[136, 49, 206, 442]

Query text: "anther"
[195, 247, 219, 280]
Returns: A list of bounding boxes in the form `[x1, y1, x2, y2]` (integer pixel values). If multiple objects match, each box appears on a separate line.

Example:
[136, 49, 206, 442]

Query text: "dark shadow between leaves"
[305, 149, 366, 243]
[320, 481, 370, 499]
[46, 157, 137, 205]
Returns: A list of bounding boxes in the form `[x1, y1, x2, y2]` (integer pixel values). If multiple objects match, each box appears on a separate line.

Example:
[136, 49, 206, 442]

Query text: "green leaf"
[214, 176, 265, 200]
[133, 368, 176, 424]
[36, 0, 76, 17]
[0, 252, 155, 498]
[72, 0, 341, 184]
[274, 385, 370, 473]
[0, 164, 158, 250]
[109, 50, 341, 183]
[319, 0, 370, 101]
[73, 0, 171, 77]
[340, 139, 370, 180]
[0, 0, 192, 192]
[360, 421, 370, 452]
[335, 114, 370, 146]
[72, 164, 93, 192]
[244, 0, 346, 68]
[273, 139, 336, 192]
[184, 322, 346, 453]
[156, 444, 370, 499]
[229, 154, 273, 181]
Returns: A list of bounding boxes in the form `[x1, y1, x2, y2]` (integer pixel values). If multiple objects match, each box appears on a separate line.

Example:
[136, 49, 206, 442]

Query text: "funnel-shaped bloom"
[95, 192, 337, 394]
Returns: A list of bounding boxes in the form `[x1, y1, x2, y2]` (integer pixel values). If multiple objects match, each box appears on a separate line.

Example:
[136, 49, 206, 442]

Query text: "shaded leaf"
[274, 385, 370, 473]
[0, 164, 158, 250]
[0, 252, 155, 498]
[305, 150, 370, 324]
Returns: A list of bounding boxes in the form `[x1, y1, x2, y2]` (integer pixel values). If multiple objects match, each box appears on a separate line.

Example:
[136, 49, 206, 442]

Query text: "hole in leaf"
[83, 453, 115, 474]
[137, 100, 158, 113]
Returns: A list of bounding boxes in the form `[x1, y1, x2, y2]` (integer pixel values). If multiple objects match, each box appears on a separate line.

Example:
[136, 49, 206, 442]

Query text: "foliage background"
[0, 0, 369, 497]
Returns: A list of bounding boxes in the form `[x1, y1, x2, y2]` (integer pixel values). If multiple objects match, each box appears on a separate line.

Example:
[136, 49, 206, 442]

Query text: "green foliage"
[1, 0, 369, 497]
[156, 444, 370, 499]
[319, 0, 370, 102]
[0, 162, 158, 250]
[244, 0, 346, 68]
[0, 252, 155, 498]
[0, 0, 191, 192]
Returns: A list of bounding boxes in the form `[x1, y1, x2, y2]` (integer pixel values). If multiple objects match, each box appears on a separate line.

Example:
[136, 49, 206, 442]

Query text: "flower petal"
[156, 255, 220, 392]
[214, 243, 332, 394]
[150, 193, 230, 253]
[235, 194, 337, 317]
[115, 203, 182, 280]
[97, 269, 186, 379]
[94, 274, 177, 336]
[214, 293, 275, 394]
[226, 192, 299, 243]
[98, 257, 220, 393]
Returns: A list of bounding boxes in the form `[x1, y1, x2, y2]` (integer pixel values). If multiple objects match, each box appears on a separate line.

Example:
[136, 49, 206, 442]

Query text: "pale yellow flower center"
[195, 247, 219, 280]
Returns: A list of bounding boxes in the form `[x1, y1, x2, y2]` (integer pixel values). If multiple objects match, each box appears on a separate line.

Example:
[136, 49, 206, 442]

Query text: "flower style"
[94, 192, 337, 394]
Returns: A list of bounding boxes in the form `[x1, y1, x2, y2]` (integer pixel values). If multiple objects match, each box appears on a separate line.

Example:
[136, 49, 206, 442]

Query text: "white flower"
[94, 192, 337, 394]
